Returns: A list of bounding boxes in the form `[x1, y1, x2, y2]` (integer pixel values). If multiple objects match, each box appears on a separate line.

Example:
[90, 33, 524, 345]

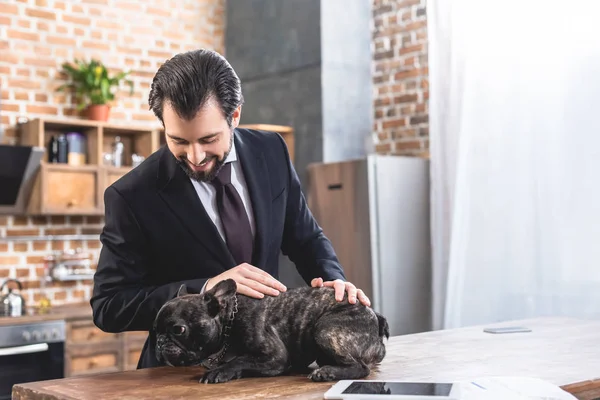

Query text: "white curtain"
[428, 0, 600, 330]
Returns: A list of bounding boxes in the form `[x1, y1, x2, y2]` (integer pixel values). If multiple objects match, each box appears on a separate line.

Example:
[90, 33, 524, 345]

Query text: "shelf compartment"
[27, 163, 102, 216]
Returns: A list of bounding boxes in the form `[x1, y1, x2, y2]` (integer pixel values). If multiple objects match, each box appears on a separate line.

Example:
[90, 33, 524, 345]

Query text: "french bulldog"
[154, 278, 389, 384]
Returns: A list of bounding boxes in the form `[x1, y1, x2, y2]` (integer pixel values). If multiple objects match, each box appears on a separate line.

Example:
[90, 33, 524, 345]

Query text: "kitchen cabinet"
[122, 331, 147, 371]
[0, 304, 147, 379]
[64, 313, 146, 377]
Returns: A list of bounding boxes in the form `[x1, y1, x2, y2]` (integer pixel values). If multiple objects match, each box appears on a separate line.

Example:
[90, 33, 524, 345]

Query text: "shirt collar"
[223, 135, 238, 164]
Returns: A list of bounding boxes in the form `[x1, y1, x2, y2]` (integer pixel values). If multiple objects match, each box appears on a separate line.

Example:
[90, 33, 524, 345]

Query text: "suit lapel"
[234, 130, 271, 268]
[156, 147, 235, 269]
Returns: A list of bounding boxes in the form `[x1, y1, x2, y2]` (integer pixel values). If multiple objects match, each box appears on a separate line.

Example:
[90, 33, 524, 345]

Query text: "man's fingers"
[241, 264, 287, 292]
[311, 277, 324, 287]
[333, 280, 346, 302]
[245, 270, 286, 293]
[236, 283, 265, 299]
[319, 280, 366, 305]
[357, 289, 371, 307]
[346, 284, 358, 304]
[241, 278, 281, 297]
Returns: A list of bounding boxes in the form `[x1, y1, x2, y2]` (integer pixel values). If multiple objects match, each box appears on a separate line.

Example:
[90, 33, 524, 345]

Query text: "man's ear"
[231, 105, 242, 128]
[177, 284, 189, 297]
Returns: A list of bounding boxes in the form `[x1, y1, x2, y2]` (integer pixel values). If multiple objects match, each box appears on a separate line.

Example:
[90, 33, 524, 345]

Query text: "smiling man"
[90, 49, 370, 369]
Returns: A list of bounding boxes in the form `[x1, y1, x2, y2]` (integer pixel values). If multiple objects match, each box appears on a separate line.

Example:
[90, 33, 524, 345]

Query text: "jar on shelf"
[66, 132, 86, 166]
[56, 134, 68, 163]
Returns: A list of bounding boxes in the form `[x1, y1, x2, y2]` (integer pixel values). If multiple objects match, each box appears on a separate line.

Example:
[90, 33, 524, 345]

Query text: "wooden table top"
[12, 317, 600, 400]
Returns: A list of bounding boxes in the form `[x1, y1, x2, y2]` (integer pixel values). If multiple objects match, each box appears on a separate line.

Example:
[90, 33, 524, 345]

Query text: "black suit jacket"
[90, 128, 346, 369]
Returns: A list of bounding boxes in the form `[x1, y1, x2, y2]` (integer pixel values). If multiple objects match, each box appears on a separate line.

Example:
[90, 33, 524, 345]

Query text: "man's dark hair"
[148, 49, 244, 127]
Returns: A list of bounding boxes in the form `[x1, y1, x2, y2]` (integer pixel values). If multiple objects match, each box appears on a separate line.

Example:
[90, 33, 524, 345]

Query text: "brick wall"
[0, 0, 224, 143]
[0, 215, 104, 308]
[372, 0, 429, 156]
[0, 0, 224, 308]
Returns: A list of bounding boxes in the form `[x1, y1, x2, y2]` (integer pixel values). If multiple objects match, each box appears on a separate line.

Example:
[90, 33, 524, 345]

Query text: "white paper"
[456, 376, 577, 400]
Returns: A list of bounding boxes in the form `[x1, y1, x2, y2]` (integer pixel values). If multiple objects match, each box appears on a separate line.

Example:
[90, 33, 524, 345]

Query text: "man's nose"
[187, 143, 205, 165]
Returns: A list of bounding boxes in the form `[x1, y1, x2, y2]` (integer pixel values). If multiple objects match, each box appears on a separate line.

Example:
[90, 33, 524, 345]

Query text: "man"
[90, 49, 370, 369]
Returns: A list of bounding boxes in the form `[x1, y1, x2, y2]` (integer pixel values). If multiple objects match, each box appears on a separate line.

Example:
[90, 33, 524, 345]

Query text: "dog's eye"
[171, 325, 186, 336]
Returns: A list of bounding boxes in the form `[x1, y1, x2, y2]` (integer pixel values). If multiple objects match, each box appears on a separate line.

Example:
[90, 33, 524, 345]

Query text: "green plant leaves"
[56, 58, 134, 111]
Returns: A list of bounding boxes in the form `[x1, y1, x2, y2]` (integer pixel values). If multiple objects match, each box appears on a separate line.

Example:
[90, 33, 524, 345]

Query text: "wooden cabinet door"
[28, 163, 102, 215]
[98, 166, 130, 210]
[67, 343, 122, 377]
[65, 319, 122, 377]
[122, 331, 148, 371]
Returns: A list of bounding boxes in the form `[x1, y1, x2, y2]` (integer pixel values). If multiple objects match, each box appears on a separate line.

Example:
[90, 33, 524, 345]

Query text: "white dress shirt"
[190, 140, 256, 246]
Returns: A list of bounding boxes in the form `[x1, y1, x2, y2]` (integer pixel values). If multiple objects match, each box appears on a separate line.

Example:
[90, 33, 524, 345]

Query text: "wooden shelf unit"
[20, 117, 162, 216]
[18, 118, 295, 216]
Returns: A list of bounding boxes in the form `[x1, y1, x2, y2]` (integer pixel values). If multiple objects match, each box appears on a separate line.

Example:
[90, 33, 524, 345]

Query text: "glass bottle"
[112, 136, 124, 167]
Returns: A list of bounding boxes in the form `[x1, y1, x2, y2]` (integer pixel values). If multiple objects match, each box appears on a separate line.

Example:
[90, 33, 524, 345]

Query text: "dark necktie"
[210, 162, 254, 265]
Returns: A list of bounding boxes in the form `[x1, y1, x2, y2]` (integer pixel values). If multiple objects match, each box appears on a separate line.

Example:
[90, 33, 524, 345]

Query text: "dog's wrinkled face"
[154, 280, 237, 367]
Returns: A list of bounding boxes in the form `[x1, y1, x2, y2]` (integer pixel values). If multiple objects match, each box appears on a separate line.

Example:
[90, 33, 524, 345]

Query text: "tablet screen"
[342, 382, 453, 396]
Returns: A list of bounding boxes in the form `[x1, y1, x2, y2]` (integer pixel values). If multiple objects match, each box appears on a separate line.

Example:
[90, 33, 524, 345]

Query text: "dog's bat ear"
[204, 294, 220, 318]
[203, 280, 236, 318]
[210, 279, 237, 299]
[177, 284, 189, 297]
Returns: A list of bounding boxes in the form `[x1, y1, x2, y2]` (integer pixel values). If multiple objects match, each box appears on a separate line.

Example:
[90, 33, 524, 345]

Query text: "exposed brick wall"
[0, 215, 104, 308]
[0, 0, 224, 308]
[0, 0, 225, 144]
[372, 0, 429, 156]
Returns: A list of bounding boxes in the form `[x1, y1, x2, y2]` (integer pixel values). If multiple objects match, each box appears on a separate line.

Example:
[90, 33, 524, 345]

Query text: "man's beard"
[176, 132, 233, 182]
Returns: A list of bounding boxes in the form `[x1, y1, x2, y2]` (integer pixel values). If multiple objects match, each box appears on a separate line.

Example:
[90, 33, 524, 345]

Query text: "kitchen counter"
[0, 302, 91, 326]
[11, 317, 600, 400]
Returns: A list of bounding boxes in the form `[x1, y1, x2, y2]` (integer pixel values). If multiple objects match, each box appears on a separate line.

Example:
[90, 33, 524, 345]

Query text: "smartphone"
[483, 326, 531, 334]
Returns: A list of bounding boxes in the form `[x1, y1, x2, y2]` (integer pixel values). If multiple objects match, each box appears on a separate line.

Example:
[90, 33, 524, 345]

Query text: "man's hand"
[205, 263, 287, 299]
[311, 277, 371, 306]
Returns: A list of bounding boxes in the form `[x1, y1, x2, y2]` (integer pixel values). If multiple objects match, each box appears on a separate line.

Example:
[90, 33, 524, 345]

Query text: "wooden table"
[12, 317, 600, 400]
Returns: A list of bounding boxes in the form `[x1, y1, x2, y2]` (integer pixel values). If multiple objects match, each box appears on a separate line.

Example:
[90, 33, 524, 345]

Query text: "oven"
[0, 320, 65, 400]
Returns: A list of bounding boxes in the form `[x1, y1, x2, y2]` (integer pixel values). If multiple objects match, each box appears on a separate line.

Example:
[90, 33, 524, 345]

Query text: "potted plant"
[56, 59, 134, 121]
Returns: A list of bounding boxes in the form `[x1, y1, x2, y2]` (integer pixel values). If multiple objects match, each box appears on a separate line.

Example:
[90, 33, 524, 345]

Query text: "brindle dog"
[154, 279, 389, 384]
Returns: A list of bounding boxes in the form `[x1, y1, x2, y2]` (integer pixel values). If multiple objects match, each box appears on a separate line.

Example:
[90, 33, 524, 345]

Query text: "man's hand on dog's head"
[310, 278, 371, 307]
[205, 263, 287, 299]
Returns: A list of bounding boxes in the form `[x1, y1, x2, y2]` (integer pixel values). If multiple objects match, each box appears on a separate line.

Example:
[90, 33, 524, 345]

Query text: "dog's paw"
[200, 367, 242, 384]
[308, 366, 337, 382]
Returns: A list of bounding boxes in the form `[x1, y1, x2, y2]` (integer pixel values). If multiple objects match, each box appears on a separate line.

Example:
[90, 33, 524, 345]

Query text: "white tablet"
[323, 380, 460, 400]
